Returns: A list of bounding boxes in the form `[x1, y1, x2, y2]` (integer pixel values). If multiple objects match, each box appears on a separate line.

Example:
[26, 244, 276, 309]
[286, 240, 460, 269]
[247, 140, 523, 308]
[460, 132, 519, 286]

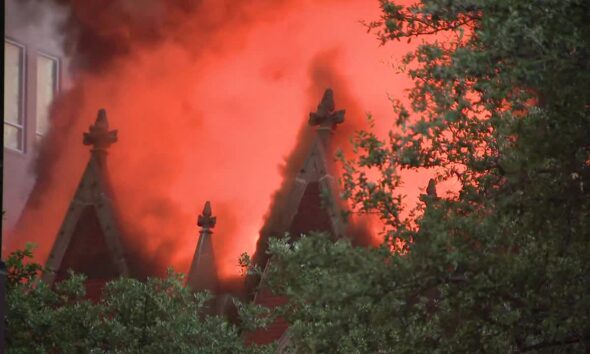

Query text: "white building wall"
[3, 0, 69, 231]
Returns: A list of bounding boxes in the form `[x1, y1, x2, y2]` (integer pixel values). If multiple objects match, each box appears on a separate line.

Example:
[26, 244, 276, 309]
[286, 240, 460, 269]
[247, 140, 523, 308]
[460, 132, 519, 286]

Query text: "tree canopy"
[260, 0, 590, 352]
[6, 245, 269, 354]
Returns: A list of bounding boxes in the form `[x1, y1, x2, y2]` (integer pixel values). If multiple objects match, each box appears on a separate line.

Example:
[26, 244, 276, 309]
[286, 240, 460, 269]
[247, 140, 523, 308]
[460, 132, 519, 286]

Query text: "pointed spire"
[188, 201, 218, 292]
[308, 88, 345, 130]
[83, 109, 118, 152]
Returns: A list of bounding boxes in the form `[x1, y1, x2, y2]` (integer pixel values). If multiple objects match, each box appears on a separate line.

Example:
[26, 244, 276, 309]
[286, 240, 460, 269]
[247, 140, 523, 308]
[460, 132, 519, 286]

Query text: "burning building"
[3, 0, 419, 347]
[38, 88, 355, 346]
[4, 0, 420, 285]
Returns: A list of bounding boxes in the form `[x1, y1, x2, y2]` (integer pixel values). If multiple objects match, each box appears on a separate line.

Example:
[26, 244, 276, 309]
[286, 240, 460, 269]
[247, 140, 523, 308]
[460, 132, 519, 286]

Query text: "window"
[36, 54, 58, 142]
[4, 40, 25, 151]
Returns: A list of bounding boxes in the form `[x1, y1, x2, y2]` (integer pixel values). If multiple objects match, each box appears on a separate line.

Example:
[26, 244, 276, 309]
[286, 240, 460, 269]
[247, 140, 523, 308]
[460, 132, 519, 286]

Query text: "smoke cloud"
[8, 0, 420, 285]
[5, 0, 68, 58]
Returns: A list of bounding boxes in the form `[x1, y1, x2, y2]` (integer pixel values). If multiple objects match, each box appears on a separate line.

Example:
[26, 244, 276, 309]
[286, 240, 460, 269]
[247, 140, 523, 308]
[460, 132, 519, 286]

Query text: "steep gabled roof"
[43, 109, 129, 285]
[246, 89, 350, 345]
[252, 88, 348, 269]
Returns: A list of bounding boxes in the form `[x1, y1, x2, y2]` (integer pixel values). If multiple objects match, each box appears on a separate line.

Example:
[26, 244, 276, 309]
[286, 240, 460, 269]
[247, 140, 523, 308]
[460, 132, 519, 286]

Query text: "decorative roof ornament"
[83, 109, 118, 151]
[198, 201, 217, 231]
[308, 88, 345, 129]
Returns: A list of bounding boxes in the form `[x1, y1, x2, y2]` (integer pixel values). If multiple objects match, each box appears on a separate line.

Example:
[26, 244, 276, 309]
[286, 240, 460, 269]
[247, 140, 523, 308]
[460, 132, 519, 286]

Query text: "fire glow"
[8, 0, 430, 285]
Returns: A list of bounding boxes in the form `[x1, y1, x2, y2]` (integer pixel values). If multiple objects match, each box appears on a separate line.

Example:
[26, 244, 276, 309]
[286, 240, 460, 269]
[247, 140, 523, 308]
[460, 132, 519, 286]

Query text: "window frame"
[35, 51, 61, 141]
[4, 38, 27, 153]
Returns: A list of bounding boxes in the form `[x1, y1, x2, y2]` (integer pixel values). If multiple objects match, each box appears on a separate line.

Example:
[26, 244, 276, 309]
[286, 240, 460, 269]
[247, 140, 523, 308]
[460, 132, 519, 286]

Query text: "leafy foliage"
[5, 243, 43, 288]
[6, 250, 268, 354]
[260, 0, 590, 352]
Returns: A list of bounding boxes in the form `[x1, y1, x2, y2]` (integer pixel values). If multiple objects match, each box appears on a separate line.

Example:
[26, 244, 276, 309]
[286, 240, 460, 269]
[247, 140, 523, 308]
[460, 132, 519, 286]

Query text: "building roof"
[43, 109, 129, 285]
[252, 88, 348, 271]
[246, 88, 350, 345]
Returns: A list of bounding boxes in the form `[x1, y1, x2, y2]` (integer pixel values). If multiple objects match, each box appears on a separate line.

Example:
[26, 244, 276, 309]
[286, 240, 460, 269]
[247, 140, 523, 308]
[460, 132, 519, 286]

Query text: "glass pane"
[4, 41, 23, 126]
[37, 55, 58, 135]
[4, 124, 22, 150]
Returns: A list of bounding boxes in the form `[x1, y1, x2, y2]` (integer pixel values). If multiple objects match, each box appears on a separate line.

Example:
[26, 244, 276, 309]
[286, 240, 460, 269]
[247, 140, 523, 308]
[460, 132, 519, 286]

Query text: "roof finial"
[426, 179, 437, 198]
[198, 201, 216, 231]
[83, 109, 118, 151]
[308, 88, 345, 129]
